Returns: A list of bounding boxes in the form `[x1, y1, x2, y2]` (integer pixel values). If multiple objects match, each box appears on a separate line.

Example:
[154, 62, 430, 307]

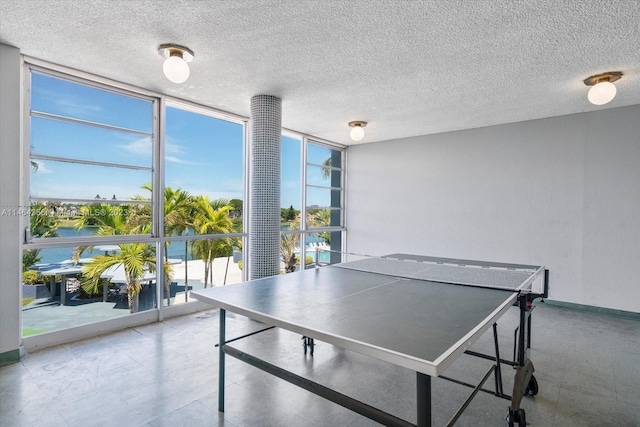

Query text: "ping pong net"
[330, 253, 545, 293]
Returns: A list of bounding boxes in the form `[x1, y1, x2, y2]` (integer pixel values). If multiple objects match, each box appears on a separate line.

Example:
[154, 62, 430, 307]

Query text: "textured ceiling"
[1, 0, 639, 145]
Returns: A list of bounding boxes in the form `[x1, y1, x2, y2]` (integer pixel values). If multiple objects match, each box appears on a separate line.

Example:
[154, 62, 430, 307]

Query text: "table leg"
[417, 372, 431, 426]
[61, 277, 66, 306]
[219, 308, 226, 412]
[49, 276, 55, 302]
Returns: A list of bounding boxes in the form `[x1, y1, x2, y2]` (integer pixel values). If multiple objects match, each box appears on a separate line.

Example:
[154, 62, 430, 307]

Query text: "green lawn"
[22, 328, 47, 337]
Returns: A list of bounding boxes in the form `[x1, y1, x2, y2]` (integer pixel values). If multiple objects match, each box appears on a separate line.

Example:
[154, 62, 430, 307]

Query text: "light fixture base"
[158, 44, 194, 62]
[583, 71, 622, 86]
[348, 121, 367, 128]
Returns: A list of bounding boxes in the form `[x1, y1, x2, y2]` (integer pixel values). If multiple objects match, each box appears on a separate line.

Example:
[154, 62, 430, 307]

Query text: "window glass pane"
[307, 142, 342, 167]
[306, 187, 341, 210]
[281, 135, 301, 230]
[30, 160, 152, 201]
[307, 164, 341, 187]
[326, 231, 344, 265]
[305, 208, 341, 229]
[280, 231, 303, 274]
[29, 71, 155, 241]
[165, 106, 244, 235]
[305, 141, 343, 231]
[304, 231, 342, 267]
[31, 72, 153, 132]
[162, 238, 244, 307]
[31, 116, 152, 167]
[26, 201, 152, 239]
[303, 232, 328, 267]
[22, 241, 157, 336]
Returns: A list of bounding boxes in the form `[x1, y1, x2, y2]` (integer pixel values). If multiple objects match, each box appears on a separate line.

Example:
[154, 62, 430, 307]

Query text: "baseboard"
[0, 346, 27, 366]
[543, 299, 640, 319]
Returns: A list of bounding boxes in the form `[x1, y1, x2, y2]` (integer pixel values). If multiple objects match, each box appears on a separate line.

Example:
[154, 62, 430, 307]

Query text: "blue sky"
[29, 72, 315, 208]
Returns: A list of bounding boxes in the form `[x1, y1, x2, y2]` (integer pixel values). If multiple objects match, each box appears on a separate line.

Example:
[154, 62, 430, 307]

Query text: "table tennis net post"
[312, 249, 546, 294]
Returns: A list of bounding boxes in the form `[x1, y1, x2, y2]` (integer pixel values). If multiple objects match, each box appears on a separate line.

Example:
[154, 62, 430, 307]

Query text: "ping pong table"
[192, 253, 548, 426]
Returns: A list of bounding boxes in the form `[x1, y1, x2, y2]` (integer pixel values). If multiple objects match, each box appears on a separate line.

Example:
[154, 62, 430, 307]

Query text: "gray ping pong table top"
[192, 255, 544, 376]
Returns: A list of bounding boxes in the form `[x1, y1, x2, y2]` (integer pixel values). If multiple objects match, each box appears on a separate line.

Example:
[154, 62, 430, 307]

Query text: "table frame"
[209, 259, 549, 426]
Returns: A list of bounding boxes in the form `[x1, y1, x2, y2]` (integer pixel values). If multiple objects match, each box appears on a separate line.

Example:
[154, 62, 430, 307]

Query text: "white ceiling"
[1, 0, 639, 145]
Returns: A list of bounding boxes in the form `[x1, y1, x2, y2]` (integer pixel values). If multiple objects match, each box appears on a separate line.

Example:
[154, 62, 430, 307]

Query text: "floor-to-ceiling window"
[305, 140, 344, 266]
[161, 102, 246, 306]
[21, 65, 249, 338]
[280, 133, 302, 272]
[23, 68, 159, 336]
[280, 134, 345, 272]
[20, 60, 344, 343]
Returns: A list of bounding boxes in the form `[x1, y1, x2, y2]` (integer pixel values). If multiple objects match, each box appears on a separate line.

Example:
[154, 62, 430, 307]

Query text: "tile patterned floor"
[1, 302, 639, 426]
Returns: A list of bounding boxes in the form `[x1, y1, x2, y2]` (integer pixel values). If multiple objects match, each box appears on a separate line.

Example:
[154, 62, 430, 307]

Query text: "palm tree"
[80, 242, 162, 313]
[72, 199, 168, 300]
[191, 196, 233, 288]
[309, 209, 332, 245]
[25, 202, 60, 270]
[73, 202, 130, 236]
[71, 186, 179, 305]
[30, 202, 60, 238]
[72, 202, 134, 264]
[280, 231, 299, 273]
[161, 186, 194, 303]
[22, 249, 42, 272]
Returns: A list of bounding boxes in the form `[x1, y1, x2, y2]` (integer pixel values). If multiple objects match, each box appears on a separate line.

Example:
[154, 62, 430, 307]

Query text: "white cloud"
[56, 98, 103, 118]
[164, 140, 190, 164]
[165, 155, 191, 164]
[120, 137, 152, 157]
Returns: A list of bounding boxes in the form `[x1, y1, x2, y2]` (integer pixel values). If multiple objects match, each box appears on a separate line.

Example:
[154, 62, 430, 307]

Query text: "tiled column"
[249, 95, 282, 279]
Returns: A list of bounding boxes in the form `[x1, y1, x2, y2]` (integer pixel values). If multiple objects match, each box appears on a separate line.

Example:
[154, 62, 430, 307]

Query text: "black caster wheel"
[506, 410, 514, 427]
[525, 375, 539, 396]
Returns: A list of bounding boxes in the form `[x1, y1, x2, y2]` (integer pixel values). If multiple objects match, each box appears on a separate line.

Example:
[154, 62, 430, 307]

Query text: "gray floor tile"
[1, 303, 639, 427]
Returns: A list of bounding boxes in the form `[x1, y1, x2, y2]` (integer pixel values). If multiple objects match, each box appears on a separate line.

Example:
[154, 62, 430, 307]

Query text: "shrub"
[22, 270, 48, 285]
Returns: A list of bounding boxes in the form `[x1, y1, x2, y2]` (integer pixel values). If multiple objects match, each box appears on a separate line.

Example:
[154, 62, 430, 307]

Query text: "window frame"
[279, 131, 346, 271]
[20, 59, 253, 344]
[19, 56, 345, 347]
[25, 63, 160, 245]
[159, 98, 249, 285]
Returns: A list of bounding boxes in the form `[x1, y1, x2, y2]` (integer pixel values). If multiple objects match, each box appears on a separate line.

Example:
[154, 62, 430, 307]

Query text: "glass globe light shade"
[588, 81, 617, 105]
[163, 55, 190, 84]
[350, 125, 365, 141]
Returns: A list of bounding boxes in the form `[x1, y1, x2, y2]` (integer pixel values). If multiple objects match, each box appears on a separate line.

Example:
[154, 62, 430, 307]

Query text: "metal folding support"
[438, 374, 512, 402]
[214, 326, 276, 348]
[223, 344, 414, 427]
[446, 365, 496, 427]
[453, 323, 512, 401]
[464, 349, 519, 368]
[492, 324, 504, 396]
[218, 309, 226, 412]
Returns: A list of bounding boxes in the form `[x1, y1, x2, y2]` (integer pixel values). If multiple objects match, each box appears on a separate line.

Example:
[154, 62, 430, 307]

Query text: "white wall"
[0, 43, 24, 361]
[346, 105, 640, 313]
